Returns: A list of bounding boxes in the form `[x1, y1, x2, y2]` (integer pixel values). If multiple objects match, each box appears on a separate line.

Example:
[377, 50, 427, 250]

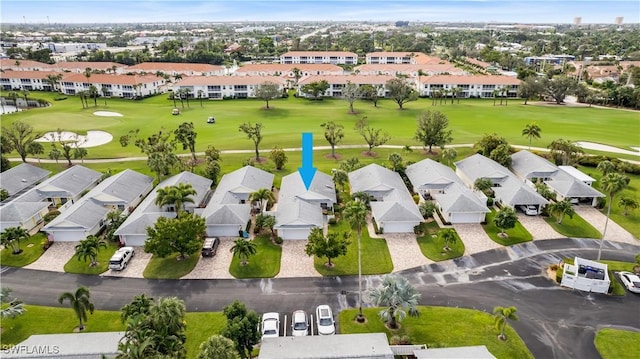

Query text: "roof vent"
[21, 179, 27, 182]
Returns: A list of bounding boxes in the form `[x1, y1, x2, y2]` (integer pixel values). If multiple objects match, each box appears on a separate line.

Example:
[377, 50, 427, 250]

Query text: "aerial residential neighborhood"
[0, 1, 639, 358]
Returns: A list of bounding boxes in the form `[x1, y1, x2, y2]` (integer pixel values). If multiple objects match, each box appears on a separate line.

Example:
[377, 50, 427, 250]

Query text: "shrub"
[372, 218, 382, 234]
[486, 197, 494, 206]
[43, 210, 60, 223]
[596, 197, 606, 209]
[274, 236, 283, 245]
[328, 217, 337, 225]
[412, 193, 419, 204]
[413, 224, 424, 235]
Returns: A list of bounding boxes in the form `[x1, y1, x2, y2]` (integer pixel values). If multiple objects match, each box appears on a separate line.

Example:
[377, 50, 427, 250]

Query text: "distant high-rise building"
[615, 17, 623, 25]
[574, 17, 582, 25]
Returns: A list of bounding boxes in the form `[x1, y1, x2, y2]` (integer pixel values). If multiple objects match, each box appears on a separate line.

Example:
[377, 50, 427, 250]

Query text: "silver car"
[291, 310, 308, 336]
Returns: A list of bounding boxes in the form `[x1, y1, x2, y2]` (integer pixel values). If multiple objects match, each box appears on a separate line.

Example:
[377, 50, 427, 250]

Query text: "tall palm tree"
[249, 188, 274, 213]
[171, 183, 196, 213]
[598, 173, 629, 260]
[343, 200, 368, 321]
[596, 160, 617, 176]
[197, 335, 240, 359]
[548, 199, 575, 224]
[493, 306, 518, 341]
[197, 90, 204, 108]
[618, 197, 638, 216]
[230, 238, 257, 266]
[492, 88, 501, 106]
[521, 122, 541, 150]
[74, 235, 107, 267]
[155, 186, 177, 212]
[58, 286, 95, 331]
[366, 275, 420, 329]
[1, 226, 29, 254]
[101, 85, 109, 106]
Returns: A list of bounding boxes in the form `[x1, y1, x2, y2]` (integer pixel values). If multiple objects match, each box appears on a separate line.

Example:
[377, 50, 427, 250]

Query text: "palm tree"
[492, 88, 501, 106]
[155, 183, 196, 213]
[521, 122, 541, 150]
[332, 170, 349, 193]
[474, 178, 494, 197]
[441, 147, 457, 166]
[120, 293, 154, 323]
[197, 335, 240, 359]
[618, 197, 638, 216]
[74, 235, 107, 267]
[101, 86, 109, 106]
[1, 226, 29, 254]
[343, 200, 368, 321]
[596, 160, 617, 176]
[249, 188, 275, 213]
[1, 287, 26, 320]
[197, 90, 204, 108]
[155, 186, 177, 212]
[366, 275, 420, 329]
[493, 306, 518, 341]
[230, 238, 257, 266]
[439, 228, 457, 251]
[598, 173, 629, 260]
[548, 199, 575, 224]
[58, 286, 95, 331]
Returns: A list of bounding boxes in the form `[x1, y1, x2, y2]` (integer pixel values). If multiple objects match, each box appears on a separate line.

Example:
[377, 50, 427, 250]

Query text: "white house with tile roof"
[174, 75, 287, 99]
[297, 74, 395, 98]
[417, 75, 520, 98]
[280, 51, 358, 65]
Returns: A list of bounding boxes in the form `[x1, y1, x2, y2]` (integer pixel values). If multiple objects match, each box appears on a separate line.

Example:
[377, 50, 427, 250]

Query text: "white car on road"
[261, 312, 280, 339]
[315, 305, 335, 335]
[618, 271, 640, 294]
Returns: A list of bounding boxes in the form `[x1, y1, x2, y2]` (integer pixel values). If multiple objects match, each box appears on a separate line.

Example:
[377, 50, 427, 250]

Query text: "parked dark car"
[201, 237, 220, 257]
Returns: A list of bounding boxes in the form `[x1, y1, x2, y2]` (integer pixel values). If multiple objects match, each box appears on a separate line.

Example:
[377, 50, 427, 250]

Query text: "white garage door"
[380, 222, 415, 234]
[279, 228, 311, 240]
[207, 225, 241, 237]
[450, 212, 484, 224]
[123, 235, 148, 247]
[50, 230, 85, 242]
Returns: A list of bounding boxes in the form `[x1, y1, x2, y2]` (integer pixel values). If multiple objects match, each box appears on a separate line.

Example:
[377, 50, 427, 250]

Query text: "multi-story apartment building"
[417, 75, 521, 98]
[233, 63, 344, 77]
[60, 73, 166, 98]
[127, 62, 226, 77]
[354, 64, 466, 77]
[174, 75, 287, 99]
[0, 70, 58, 91]
[365, 52, 443, 65]
[280, 51, 358, 65]
[297, 75, 395, 97]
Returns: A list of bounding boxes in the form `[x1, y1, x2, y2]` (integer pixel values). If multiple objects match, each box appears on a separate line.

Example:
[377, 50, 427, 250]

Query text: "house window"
[117, 204, 125, 211]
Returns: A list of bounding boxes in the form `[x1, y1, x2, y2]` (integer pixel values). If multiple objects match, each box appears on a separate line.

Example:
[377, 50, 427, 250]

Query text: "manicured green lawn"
[143, 251, 201, 279]
[483, 209, 533, 245]
[579, 166, 640, 240]
[229, 235, 281, 278]
[416, 221, 465, 261]
[339, 306, 533, 359]
[0, 233, 47, 267]
[594, 328, 640, 359]
[0, 305, 228, 359]
[3, 91, 638, 159]
[314, 221, 393, 275]
[543, 213, 601, 239]
[63, 240, 119, 275]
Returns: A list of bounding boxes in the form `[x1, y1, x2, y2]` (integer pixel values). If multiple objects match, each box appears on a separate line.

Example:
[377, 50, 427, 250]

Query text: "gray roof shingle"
[15, 165, 101, 203]
[275, 171, 334, 229]
[0, 163, 50, 196]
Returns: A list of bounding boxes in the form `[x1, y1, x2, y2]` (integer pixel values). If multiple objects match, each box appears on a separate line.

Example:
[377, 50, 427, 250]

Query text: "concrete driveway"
[276, 240, 319, 278]
[181, 238, 235, 279]
[575, 206, 637, 244]
[517, 213, 565, 240]
[101, 247, 152, 279]
[452, 224, 501, 255]
[383, 233, 433, 271]
[24, 242, 75, 272]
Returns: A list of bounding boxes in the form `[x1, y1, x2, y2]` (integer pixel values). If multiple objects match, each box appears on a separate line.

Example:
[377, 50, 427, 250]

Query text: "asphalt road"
[3, 238, 640, 358]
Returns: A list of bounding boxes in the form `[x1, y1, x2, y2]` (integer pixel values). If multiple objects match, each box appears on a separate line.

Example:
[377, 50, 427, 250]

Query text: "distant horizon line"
[3, 21, 638, 25]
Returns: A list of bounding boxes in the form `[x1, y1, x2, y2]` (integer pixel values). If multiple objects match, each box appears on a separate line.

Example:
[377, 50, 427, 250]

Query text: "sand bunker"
[36, 130, 113, 148]
[93, 111, 123, 117]
[575, 141, 640, 156]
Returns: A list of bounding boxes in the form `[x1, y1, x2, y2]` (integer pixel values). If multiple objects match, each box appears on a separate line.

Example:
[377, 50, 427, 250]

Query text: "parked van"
[109, 247, 135, 270]
[201, 237, 220, 257]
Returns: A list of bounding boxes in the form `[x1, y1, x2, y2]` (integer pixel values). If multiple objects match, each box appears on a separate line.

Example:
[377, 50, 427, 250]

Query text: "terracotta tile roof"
[465, 57, 492, 68]
[177, 76, 286, 86]
[0, 70, 59, 79]
[298, 75, 396, 85]
[61, 73, 162, 85]
[281, 51, 358, 58]
[0, 59, 52, 70]
[355, 63, 463, 73]
[235, 63, 343, 73]
[418, 75, 521, 85]
[127, 62, 225, 72]
[52, 61, 126, 71]
[366, 52, 445, 65]
[366, 51, 417, 57]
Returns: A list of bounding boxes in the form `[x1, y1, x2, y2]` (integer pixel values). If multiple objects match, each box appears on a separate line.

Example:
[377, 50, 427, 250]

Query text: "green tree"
[249, 188, 275, 214]
[332, 169, 349, 192]
[254, 81, 280, 109]
[598, 172, 629, 260]
[48, 145, 61, 164]
[439, 228, 457, 251]
[73, 146, 88, 164]
[355, 117, 390, 155]
[343, 200, 368, 321]
[238, 122, 263, 161]
[74, 235, 107, 267]
[0, 188, 8, 201]
[269, 146, 288, 170]
[521, 122, 541, 150]
[618, 197, 639, 216]
[301, 80, 329, 100]
[493, 306, 518, 341]
[548, 138, 584, 166]
[203, 160, 221, 186]
[122, 129, 178, 183]
[474, 178, 494, 197]
[419, 201, 437, 219]
[490, 143, 513, 167]
[366, 275, 421, 330]
[387, 152, 405, 172]
[414, 110, 453, 153]
[548, 199, 575, 224]
[1, 226, 29, 255]
[518, 76, 542, 105]
[230, 238, 257, 266]
[221, 300, 260, 359]
[1, 287, 26, 320]
[2, 121, 39, 162]
[441, 147, 457, 166]
[543, 76, 576, 104]
[342, 81, 360, 113]
[174, 122, 198, 162]
[493, 207, 517, 237]
[145, 213, 205, 260]
[58, 286, 95, 331]
[359, 84, 381, 107]
[304, 227, 350, 267]
[197, 335, 240, 359]
[120, 293, 153, 324]
[596, 160, 617, 176]
[475, 133, 509, 158]
[321, 121, 345, 158]
[27, 140, 44, 165]
[155, 183, 196, 213]
[386, 78, 418, 109]
[535, 182, 556, 201]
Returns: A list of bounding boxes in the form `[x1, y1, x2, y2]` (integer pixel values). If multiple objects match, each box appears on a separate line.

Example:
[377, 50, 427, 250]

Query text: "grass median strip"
[0, 233, 48, 267]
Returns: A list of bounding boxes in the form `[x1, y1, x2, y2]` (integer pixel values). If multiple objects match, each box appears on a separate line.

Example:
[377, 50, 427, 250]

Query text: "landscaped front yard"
[63, 240, 119, 275]
[416, 220, 465, 261]
[0, 233, 47, 267]
[144, 251, 201, 279]
[483, 209, 533, 245]
[543, 213, 601, 239]
[229, 235, 282, 278]
[594, 328, 640, 359]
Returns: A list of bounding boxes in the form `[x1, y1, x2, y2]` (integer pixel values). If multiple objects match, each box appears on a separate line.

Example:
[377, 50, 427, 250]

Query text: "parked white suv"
[108, 247, 135, 270]
[315, 305, 335, 335]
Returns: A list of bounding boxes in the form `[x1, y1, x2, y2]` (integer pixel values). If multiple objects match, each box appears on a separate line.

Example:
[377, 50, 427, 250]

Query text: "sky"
[1, 0, 638, 24]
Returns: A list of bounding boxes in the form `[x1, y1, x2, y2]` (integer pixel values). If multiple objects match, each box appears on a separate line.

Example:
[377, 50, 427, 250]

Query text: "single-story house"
[259, 333, 394, 359]
[275, 171, 336, 240]
[43, 169, 153, 242]
[455, 154, 548, 213]
[201, 166, 274, 237]
[2, 332, 123, 359]
[0, 163, 50, 199]
[114, 171, 212, 246]
[557, 166, 596, 186]
[406, 159, 489, 223]
[0, 201, 51, 232]
[561, 257, 610, 294]
[349, 164, 422, 233]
